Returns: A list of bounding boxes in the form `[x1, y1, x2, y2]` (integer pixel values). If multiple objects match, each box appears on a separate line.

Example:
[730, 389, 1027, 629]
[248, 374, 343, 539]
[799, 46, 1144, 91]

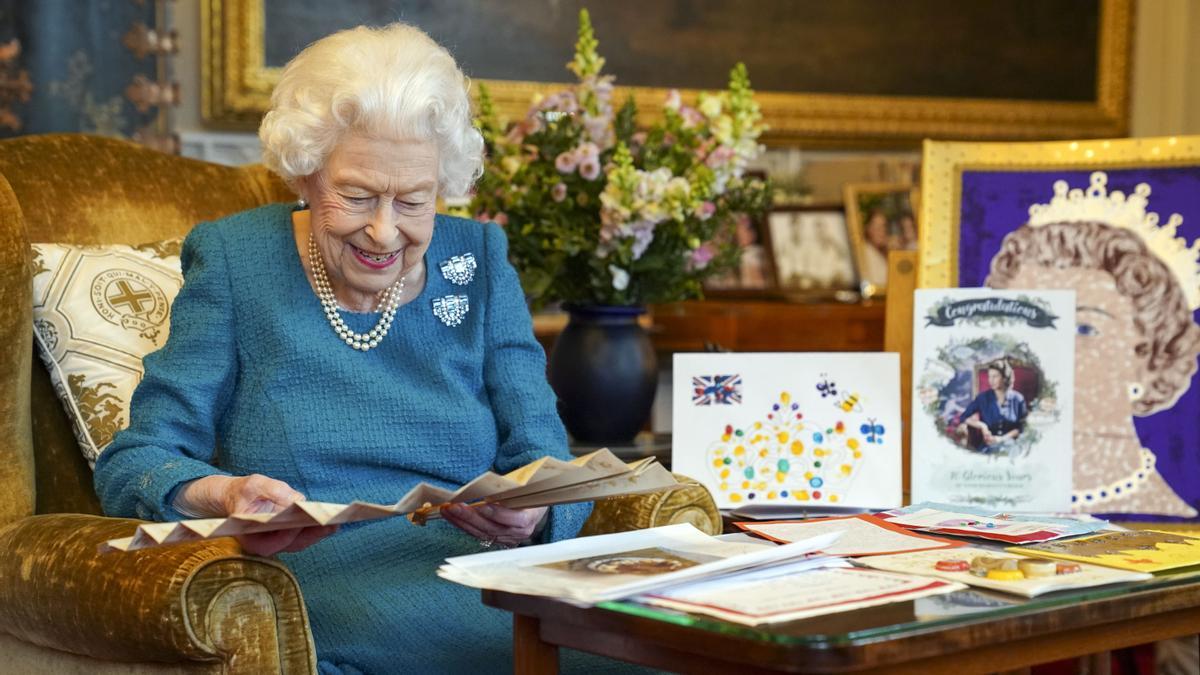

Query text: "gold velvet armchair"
[0, 134, 719, 674]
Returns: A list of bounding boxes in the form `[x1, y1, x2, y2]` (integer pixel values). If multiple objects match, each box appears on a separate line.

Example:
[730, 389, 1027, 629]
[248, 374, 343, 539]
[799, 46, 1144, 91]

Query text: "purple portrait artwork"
[959, 166, 1200, 521]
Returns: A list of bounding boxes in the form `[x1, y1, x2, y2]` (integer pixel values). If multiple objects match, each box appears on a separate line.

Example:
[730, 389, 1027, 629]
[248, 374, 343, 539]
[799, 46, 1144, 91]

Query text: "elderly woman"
[94, 23, 595, 673]
[955, 360, 1026, 454]
[989, 218, 1199, 517]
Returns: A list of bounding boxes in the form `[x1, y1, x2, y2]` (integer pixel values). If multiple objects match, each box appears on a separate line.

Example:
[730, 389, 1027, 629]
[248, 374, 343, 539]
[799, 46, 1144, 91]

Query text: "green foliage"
[470, 9, 769, 309]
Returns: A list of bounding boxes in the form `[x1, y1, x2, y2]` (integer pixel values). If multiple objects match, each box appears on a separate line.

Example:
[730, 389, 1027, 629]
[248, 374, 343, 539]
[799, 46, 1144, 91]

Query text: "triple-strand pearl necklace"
[307, 233, 405, 352]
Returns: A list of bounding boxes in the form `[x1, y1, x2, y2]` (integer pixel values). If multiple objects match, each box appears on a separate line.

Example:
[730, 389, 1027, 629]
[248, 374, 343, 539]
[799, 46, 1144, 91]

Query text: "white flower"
[698, 93, 722, 120]
[664, 89, 682, 111]
[608, 265, 629, 291]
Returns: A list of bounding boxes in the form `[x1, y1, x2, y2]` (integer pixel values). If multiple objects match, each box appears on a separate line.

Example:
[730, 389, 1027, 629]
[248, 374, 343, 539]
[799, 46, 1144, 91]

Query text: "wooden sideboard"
[533, 300, 886, 355]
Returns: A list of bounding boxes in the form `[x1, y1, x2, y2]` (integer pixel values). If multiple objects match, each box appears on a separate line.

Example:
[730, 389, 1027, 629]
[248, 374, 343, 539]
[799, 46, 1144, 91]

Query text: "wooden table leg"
[514, 613, 558, 675]
[1079, 651, 1112, 675]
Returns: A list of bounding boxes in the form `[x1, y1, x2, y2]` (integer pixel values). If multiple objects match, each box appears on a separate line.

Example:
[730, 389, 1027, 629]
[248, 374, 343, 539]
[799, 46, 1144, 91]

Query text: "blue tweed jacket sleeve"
[94, 221, 234, 521]
[479, 220, 593, 542]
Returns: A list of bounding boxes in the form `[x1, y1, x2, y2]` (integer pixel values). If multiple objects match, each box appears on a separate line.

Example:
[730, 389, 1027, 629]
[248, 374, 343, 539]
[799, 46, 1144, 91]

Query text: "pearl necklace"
[307, 233, 405, 351]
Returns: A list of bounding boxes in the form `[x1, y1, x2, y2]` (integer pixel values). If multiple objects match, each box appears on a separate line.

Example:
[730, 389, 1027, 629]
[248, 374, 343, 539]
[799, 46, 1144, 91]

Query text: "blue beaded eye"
[1077, 323, 1099, 336]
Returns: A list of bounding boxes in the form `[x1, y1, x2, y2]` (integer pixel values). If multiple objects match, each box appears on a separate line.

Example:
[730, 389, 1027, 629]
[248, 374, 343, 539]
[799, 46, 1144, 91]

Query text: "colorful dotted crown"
[705, 391, 878, 504]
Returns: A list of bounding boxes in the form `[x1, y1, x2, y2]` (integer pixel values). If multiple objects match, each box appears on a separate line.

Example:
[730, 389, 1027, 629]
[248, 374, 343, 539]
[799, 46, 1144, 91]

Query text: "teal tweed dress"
[94, 203, 597, 674]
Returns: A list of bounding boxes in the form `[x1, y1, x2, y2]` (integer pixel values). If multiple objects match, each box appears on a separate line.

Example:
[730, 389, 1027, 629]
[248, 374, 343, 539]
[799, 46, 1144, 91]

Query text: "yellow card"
[1010, 530, 1200, 573]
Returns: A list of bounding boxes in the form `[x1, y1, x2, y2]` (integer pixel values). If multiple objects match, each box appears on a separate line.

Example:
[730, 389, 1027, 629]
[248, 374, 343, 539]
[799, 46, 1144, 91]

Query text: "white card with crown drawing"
[672, 353, 902, 510]
[911, 289, 1076, 512]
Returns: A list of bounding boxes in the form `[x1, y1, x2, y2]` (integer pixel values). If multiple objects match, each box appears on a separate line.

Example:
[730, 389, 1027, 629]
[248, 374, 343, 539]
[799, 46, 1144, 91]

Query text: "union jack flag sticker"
[692, 374, 742, 406]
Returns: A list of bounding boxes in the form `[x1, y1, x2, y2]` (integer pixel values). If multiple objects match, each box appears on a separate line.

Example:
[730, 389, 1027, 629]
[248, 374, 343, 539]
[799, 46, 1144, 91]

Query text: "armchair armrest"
[580, 473, 721, 536]
[0, 514, 316, 674]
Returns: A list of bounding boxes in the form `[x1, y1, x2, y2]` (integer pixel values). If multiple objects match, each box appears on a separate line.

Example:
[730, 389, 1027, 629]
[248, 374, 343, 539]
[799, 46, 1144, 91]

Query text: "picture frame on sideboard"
[843, 182, 920, 299]
[766, 206, 859, 302]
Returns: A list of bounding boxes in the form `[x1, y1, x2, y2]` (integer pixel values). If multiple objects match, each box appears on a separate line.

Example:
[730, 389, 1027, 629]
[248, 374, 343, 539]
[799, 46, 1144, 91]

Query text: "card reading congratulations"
[672, 353, 902, 511]
[911, 289, 1076, 511]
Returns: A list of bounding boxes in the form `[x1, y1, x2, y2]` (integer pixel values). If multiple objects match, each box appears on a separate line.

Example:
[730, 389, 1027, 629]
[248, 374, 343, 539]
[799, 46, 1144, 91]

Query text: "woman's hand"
[441, 503, 548, 548]
[176, 474, 337, 557]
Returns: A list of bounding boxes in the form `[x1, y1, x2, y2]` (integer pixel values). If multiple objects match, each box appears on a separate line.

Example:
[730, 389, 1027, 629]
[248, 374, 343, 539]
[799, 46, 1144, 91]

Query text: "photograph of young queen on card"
[955, 359, 1027, 454]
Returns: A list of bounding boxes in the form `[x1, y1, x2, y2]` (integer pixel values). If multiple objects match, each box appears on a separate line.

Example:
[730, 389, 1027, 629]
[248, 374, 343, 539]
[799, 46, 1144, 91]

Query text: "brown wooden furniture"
[534, 300, 886, 356]
[883, 251, 917, 502]
[484, 569, 1200, 674]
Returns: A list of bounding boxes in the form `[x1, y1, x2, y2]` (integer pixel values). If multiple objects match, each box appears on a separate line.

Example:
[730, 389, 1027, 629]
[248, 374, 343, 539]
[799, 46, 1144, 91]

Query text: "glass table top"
[598, 567, 1200, 647]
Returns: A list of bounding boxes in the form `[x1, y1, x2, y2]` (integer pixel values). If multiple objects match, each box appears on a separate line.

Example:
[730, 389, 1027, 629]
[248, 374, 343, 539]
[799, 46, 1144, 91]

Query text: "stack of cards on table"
[875, 502, 1108, 544]
[437, 523, 964, 625]
[101, 450, 676, 553]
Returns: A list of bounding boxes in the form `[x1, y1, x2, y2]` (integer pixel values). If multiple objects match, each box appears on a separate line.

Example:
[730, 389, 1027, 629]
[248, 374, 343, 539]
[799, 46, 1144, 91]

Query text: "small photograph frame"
[766, 206, 859, 300]
[843, 183, 920, 298]
[704, 172, 777, 298]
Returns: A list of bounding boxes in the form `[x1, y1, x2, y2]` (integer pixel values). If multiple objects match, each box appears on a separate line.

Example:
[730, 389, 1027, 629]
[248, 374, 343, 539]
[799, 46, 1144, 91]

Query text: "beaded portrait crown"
[1027, 171, 1200, 311]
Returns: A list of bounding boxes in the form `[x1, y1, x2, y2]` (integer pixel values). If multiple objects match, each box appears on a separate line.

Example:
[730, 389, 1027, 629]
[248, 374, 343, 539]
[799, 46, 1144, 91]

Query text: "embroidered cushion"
[31, 239, 183, 467]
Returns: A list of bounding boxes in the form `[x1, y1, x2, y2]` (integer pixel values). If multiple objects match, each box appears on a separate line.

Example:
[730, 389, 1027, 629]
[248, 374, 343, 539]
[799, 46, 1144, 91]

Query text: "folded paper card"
[101, 450, 675, 553]
[1012, 529, 1200, 573]
[876, 502, 1108, 544]
[672, 352, 902, 511]
[735, 514, 965, 557]
[911, 288, 1076, 511]
[644, 563, 963, 625]
[437, 522, 838, 605]
[859, 546, 1151, 598]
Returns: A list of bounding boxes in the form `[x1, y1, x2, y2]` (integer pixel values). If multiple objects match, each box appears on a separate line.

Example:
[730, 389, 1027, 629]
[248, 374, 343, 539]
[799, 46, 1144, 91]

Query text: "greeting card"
[1014, 529, 1200, 573]
[911, 289, 1076, 511]
[673, 353, 902, 510]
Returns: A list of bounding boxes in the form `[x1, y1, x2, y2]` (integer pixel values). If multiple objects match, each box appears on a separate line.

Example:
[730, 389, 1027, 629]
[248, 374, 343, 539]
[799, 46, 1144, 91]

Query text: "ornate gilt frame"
[917, 134, 1200, 288]
[203, 0, 1133, 144]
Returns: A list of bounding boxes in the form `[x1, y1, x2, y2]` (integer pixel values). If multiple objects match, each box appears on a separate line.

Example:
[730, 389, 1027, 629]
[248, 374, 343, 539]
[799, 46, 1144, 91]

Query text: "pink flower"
[551, 182, 568, 202]
[689, 243, 716, 270]
[584, 115, 611, 146]
[664, 89, 682, 111]
[694, 201, 716, 221]
[680, 106, 704, 129]
[705, 145, 734, 169]
[577, 141, 600, 163]
[555, 150, 580, 174]
[579, 157, 601, 181]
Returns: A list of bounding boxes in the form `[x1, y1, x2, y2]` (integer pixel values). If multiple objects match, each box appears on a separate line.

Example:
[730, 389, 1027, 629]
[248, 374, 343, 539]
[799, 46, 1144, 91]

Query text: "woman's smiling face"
[299, 132, 439, 311]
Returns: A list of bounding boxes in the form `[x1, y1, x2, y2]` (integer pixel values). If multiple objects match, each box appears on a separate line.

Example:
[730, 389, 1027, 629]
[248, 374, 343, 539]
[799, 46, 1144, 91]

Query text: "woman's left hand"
[441, 503, 548, 548]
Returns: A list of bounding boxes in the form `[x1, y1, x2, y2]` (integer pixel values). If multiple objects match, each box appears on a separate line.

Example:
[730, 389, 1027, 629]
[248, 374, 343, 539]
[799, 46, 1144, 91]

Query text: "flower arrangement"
[469, 9, 769, 309]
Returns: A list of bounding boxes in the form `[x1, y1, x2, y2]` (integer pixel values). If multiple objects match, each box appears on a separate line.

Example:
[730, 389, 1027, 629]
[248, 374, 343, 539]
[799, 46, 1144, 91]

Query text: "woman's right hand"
[176, 474, 337, 556]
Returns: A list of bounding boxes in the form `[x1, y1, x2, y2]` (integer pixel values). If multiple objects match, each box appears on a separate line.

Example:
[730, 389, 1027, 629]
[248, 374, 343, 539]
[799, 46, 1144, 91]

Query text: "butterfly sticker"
[816, 374, 838, 399]
[860, 418, 886, 444]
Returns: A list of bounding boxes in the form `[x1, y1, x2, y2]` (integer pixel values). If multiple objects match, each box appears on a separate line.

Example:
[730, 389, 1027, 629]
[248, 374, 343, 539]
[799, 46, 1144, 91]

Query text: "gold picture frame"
[914, 134, 1200, 521]
[202, 0, 1133, 144]
[843, 183, 920, 299]
[917, 135, 1200, 288]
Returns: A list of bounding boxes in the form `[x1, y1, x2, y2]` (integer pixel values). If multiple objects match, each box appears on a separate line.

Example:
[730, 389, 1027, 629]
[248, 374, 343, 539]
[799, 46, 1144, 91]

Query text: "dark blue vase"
[548, 305, 657, 445]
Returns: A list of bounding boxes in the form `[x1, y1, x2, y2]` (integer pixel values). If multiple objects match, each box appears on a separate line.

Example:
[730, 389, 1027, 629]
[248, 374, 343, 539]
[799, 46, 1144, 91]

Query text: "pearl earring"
[1128, 382, 1145, 401]
[297, 197, 308, 209]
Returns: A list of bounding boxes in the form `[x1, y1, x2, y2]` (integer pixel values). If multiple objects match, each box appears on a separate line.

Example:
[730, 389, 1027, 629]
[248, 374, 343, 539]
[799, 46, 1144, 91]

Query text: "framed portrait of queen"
[918, 136, 1200, 521]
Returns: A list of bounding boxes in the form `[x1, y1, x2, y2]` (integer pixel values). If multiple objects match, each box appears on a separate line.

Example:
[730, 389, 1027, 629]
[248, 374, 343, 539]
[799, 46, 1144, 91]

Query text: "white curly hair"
[258, 22, 483, 198]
